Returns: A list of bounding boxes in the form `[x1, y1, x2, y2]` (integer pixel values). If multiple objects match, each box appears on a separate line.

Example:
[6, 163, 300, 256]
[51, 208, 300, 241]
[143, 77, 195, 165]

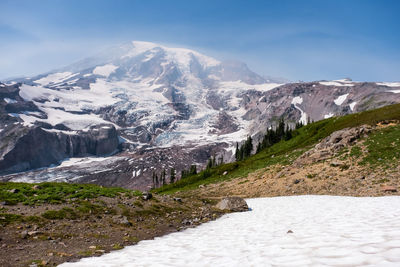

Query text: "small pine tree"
[161, 169, 166, 185]
[170, 168, 176, 184]
[155, 174, 159, 188]
[218, 155, 224, 165]
[212, 155, 216, 167]
[190, 165, 197, 175]
[235, 142, 240, 161]
[284, 125, 292, 140]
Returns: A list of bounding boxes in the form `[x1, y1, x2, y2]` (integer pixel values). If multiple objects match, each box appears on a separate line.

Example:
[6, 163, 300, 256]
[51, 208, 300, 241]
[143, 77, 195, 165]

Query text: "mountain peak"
[123, 41, 221, 68]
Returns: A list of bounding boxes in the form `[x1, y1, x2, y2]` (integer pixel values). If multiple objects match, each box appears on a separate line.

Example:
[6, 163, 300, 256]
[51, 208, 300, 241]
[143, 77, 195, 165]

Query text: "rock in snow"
[215, 197, 249, 212]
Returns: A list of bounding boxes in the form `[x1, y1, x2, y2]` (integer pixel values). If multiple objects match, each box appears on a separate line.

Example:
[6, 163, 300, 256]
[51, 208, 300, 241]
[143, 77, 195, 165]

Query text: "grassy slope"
[0, 182, 140, 206]
[155, 103, 400, 194]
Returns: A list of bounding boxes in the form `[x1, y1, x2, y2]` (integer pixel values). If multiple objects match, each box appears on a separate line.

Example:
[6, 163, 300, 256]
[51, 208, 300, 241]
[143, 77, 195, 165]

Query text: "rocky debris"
[293, 179, 301, 184]
[295, 125, 372, 166]
[182, 219, 192, 225]
[27, 231, 41, 236]
[32, 185, 41, 190]
[381, 185, 397, 193]
[173, 197, 182, 203]
[330, 160, 344, 167]
[112, 215, 132, 226]
[215, 197, 249, 212]
[20, 230, 28, 239]
[287, 230, 293, 234]
[7, 188, 19, 193]
[142, 192, 152, 200]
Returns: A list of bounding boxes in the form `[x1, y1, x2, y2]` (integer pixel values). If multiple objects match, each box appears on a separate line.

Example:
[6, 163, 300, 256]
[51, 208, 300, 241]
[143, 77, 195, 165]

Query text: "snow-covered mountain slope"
[1, 41, 400, 189]
[16, 41, 279, 148]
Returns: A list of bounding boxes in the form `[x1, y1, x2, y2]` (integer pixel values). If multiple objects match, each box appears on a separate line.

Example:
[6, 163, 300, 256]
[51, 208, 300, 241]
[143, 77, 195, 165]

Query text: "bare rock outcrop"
[215, 197, 249, 212]
[295, 125, 372, 166]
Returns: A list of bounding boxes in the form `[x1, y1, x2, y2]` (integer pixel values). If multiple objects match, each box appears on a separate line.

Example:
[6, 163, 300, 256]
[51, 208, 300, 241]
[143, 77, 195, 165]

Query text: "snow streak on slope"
[334, 93, 349, 106]
[376, 82, 400, 87]
[319, 81, 355, 87]
[291, 96, 307, 124]
[34, 72, 77, 86]
[60, 196, 400, 267]
[349, 101, 357, 111]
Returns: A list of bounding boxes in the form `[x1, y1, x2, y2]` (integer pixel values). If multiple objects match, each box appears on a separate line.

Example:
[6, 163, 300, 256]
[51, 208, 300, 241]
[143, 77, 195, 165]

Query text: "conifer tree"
[170, 168, 176, 184]
[161, 169, 166, 185]
[155, 174, 159, 188]
[235, 142, 240, 161]
[190, 165, 197, 175]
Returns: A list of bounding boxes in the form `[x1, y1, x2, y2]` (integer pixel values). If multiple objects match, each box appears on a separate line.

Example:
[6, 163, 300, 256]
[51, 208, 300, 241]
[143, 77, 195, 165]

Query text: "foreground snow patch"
[60, 196, 400, 267]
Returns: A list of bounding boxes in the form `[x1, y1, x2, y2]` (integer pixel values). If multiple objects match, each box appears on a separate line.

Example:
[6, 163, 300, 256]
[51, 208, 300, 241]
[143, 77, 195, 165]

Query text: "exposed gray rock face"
[294, 125, 373, 166]
[215, 197, 249, 212]
[0, 124, 118, 174]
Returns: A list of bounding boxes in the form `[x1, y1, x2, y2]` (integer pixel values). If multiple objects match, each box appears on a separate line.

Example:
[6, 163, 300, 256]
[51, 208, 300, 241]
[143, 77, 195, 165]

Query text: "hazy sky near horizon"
[0, 0, 399, 81]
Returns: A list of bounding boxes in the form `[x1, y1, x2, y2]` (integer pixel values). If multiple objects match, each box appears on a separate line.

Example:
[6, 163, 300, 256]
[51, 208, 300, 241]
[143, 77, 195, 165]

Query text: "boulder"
[215, 197, 249, 212]
[142, 192, 152, 200]
[112, 215, 131, 226]
[20, 230, 28, 239]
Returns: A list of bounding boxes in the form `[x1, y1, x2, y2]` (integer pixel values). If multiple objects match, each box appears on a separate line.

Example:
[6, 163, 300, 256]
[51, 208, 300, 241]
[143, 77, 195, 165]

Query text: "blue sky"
[0, 0, 399, 81]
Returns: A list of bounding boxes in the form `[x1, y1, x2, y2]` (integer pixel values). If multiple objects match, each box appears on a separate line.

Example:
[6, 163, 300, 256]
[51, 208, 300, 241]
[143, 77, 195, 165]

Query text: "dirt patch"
[0, 194, 225, 267]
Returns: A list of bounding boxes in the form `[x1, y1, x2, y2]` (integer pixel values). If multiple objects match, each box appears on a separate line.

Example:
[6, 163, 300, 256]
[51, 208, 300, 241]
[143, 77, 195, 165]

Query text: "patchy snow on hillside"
[291, 96, 303, 105]
[219, 81, 282, 93]
[60, 196, 400, 267]
[324, 113, 334, 119]
[334, 93, 349, 106]
[319, 81, 354, 87]
[92, 64, 119, 77]
[376, 82, 400, 87]
[4, 98, 17, 104]
[388, 90, 400, 94]
[291, 96, 307, 124]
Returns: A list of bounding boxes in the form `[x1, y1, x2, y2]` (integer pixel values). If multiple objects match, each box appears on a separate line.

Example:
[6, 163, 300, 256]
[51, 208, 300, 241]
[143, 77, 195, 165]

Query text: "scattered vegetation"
[359, 124, 400, 168]
[0, 182, 141, 206]
[349, 146, 362, 158]
[42, 207, 78, 220]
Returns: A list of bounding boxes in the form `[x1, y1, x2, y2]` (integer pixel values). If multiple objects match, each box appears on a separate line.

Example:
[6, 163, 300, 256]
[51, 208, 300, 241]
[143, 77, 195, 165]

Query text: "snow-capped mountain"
[1, 41, 400, 189]
[15, 41, 279, 147]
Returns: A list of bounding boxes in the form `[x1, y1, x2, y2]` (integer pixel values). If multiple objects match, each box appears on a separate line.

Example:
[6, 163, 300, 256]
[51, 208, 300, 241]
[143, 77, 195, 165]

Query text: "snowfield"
[59, 195, 400, 267]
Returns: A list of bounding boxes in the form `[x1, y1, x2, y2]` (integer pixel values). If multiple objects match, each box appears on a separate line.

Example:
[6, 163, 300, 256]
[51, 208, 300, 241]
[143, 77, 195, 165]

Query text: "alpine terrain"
[1, 41, 400, 190]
